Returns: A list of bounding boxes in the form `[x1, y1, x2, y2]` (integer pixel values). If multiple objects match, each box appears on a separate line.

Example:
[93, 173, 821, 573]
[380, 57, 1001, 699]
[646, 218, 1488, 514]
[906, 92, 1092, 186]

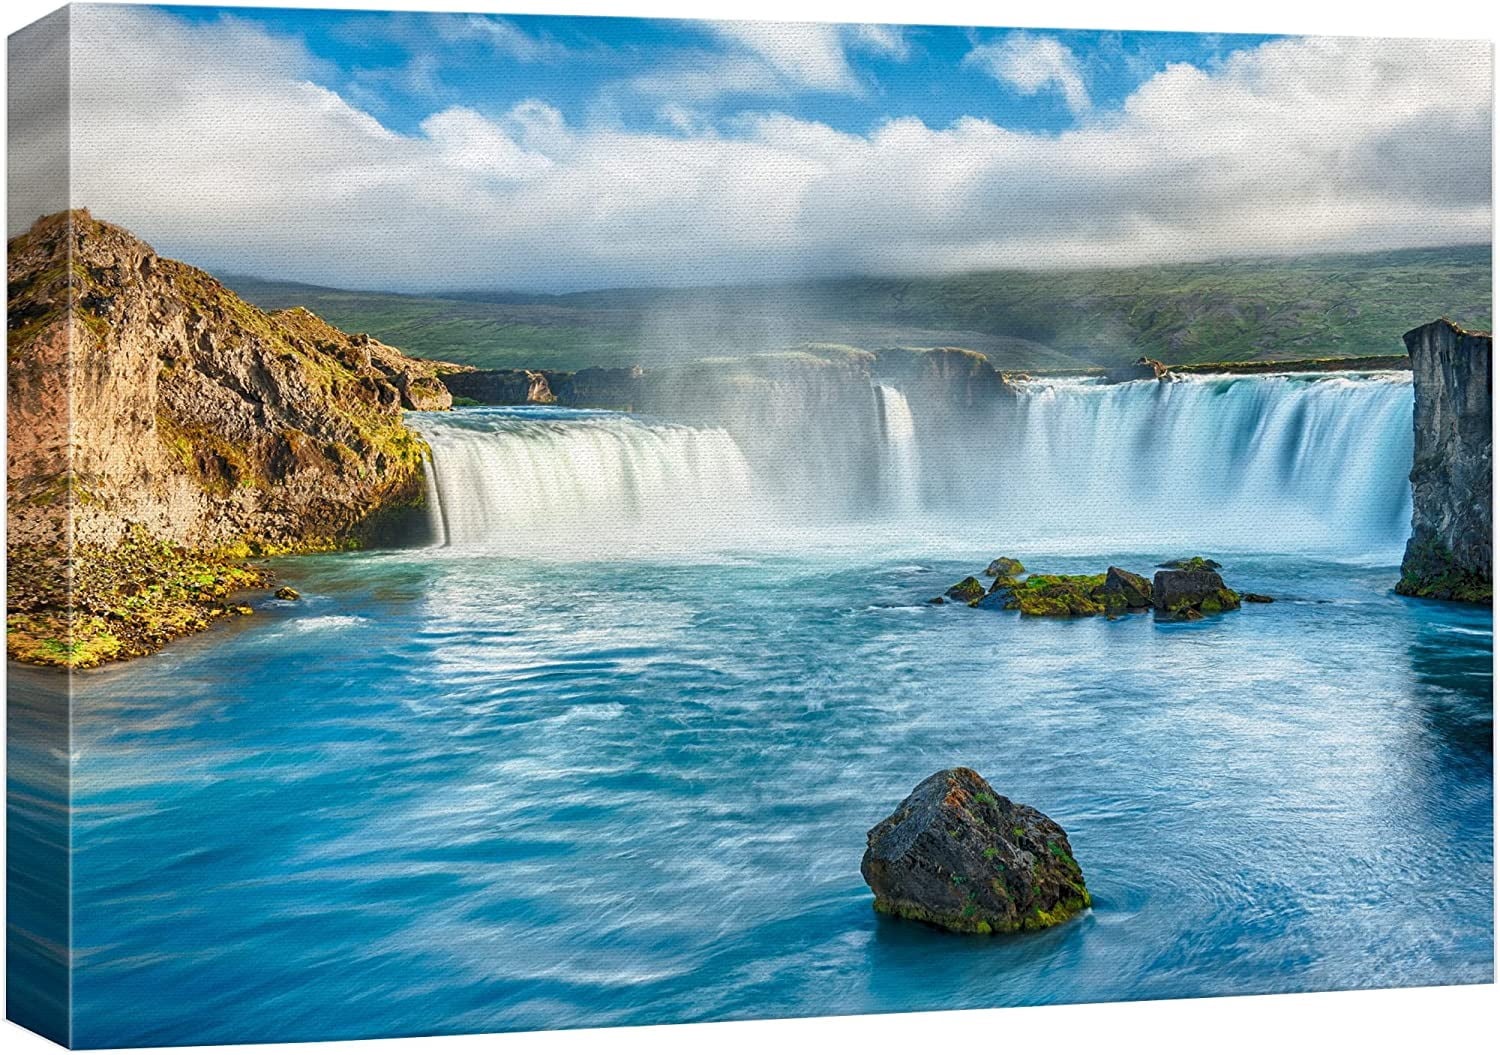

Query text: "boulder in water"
[861, 768, 1091, 935]
[273, 586, 300, 601]
[1158, 556, 1222, 570]
[1010, 574, 1106, 617]
[1092, 566, 1153, 611]
[973, 562, 1026, 608]
[984, 556, 1026, 580]
[1153, 565, 1240, 617]
[945, 576, 987, 604]
[970, 588, 1012, 610]
[1243, 593, 1275, 604]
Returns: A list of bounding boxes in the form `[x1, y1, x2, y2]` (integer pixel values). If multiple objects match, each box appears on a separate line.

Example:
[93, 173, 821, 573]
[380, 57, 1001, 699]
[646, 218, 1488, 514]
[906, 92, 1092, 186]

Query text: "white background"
[1, 1, 1495, 1052]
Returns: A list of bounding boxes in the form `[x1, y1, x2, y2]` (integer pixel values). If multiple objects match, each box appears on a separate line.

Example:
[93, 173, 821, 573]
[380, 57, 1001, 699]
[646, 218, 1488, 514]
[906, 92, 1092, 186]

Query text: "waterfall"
[875, 384, 920, 516]
[414, 407, 757, 554]
[411, 372, 1415, 557]
[938, 372, 1416, 553]
[420, 451, 448, 547]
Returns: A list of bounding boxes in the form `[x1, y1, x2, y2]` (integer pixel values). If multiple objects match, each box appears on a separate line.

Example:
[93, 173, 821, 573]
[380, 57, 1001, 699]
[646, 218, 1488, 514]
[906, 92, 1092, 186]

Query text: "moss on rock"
[945, 576, 987, 603]
[862, 768, 1091, 935]
[1008, 573, 1108, 617]
[1395, 535, 1493, 603]
[5, 527, 277, 669]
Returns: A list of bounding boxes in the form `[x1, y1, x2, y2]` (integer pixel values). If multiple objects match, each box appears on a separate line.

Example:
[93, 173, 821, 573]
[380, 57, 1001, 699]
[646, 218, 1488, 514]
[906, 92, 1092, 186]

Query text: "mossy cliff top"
[7, 210, 449, 667]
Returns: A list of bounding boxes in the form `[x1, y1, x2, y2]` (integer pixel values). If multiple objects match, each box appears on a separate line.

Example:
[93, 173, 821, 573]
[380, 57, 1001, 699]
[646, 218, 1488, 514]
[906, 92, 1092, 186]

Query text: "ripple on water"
[50, 548, 1494, 1045]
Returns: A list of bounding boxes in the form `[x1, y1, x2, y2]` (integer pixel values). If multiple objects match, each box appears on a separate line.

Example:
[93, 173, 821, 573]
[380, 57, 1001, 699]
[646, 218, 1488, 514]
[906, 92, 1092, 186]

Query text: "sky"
[6, 4, 1494, 291]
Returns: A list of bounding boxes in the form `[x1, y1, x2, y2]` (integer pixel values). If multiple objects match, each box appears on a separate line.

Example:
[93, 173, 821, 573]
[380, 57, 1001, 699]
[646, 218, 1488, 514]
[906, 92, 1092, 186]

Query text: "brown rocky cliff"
[1396, 318, 1492, 602]
[7, 209, 448, 553]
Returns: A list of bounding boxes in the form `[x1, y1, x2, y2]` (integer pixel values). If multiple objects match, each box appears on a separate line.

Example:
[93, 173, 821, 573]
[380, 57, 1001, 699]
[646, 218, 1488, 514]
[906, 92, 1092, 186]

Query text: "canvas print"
[5, 4, 1494, 1048]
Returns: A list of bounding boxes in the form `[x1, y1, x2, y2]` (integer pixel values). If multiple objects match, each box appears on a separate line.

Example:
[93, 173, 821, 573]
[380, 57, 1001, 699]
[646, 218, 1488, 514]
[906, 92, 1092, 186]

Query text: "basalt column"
[1397, 319, 1492, 603]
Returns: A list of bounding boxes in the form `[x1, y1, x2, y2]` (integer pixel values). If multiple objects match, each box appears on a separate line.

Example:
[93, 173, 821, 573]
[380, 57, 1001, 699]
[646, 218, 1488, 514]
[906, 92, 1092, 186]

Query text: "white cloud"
[419, 107, 553, 180]
[628, 20, 908, 104]
[26, 8, 1492, 293]
[966, 31, 1092, 115]
[709, 21, 862, 93]
[435, 14, 570, 63]
[657, 102, 709, 135]
[850, 25, 911, 61]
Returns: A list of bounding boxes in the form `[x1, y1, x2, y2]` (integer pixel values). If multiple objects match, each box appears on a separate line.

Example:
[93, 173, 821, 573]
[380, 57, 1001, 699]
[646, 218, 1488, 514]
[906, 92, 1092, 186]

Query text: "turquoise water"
[36, 546, 1491, 1045]
[9, 376, 1494, 1045]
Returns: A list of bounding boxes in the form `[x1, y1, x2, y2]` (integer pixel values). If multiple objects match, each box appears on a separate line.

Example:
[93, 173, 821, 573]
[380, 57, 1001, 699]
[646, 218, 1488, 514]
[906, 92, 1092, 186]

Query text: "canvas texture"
[4, 4, 1494, 1048]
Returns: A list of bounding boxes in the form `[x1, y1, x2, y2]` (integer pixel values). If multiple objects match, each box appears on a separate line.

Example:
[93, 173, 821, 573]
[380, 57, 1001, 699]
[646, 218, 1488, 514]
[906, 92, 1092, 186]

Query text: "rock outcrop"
[549, 365, 646, 409]
[1396, 319, 1492, 603]
[7, 210, 442, 552]
[6, 210, 445, 665]
[928, 554, 1251, 621]
[861, 768, 1090, 934]
[945, 576, 987, 603]
[443, 368, 556, 406]
[1152, 558, 1241, 618]
[1096, 566, 1153, 611]
[1159, 556, 1222, 570]
[1103, 356, 1171, 384]
[984, 556, 1026, 579]
[897, 347, 1013, 409]
[1008, 573, 1107, 616]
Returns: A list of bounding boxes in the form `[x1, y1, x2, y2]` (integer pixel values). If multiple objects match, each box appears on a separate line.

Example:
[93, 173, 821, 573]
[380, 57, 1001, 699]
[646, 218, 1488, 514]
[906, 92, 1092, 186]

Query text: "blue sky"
[163, 7, 1280, 139]
[9, 6, 1489, 291]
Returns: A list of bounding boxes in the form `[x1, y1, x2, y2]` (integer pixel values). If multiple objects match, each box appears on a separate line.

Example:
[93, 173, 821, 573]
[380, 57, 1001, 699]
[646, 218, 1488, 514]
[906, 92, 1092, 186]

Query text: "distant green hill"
[227, 244, 1490, 372]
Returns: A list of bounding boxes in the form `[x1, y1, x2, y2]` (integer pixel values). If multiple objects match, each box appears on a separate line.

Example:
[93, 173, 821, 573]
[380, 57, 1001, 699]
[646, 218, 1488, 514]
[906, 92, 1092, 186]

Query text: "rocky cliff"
[443, 368, 556, 406]
[1396, 318, 1492, 603]
[446, 345, 1021, 418]
[6, 210, 451, 664]
[870, 346, 1017, 408]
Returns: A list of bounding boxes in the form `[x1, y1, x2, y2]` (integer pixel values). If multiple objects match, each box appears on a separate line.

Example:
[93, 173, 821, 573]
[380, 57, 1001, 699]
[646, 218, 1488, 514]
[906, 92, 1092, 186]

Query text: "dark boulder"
[273, 586, 300, 601]
[970, 587, 1013, 610]
[945, 576, 986, 604]
[1243, 593, 1274, 604]
[1093, 566, 1153, 611]
[861, 768, 1091, 935]
[1153, 565, 1240, 617]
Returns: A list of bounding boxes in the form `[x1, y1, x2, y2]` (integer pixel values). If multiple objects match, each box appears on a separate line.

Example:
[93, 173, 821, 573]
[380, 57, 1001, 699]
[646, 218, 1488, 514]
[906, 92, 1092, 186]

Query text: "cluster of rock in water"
[929, 555, 1270, 619]
[869, 559, 1283, 935]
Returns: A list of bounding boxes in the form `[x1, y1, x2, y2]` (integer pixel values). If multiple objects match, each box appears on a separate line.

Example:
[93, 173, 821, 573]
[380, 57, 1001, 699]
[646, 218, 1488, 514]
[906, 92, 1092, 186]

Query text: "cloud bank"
[11, 7, 1492, 291]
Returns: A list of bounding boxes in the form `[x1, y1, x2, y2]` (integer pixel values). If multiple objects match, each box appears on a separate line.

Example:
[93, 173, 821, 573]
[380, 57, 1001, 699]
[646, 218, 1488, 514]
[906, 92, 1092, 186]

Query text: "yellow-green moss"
[1007, 573, 1108, 617]
[5, 529, 274, 669]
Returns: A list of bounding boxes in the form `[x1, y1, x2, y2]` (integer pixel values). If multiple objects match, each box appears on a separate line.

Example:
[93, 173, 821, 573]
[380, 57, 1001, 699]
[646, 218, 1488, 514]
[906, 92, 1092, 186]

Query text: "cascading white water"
[922, 372, 1415, 553]
[412, 372, 1415, 558]
[416, 408, 757, 553]
[419, 451, 448, 548]
[875, 384, 921, 516]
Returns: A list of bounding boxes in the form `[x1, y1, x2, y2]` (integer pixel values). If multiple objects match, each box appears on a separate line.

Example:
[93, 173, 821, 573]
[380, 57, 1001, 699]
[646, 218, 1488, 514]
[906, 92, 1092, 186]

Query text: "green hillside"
[227, 244, 1491, 372]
